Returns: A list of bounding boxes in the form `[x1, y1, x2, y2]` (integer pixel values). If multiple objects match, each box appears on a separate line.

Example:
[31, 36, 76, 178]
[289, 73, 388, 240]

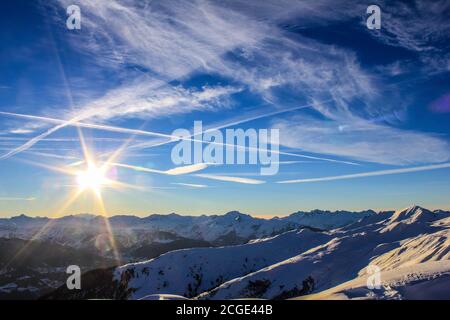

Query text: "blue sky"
[0, 0, 450, 217]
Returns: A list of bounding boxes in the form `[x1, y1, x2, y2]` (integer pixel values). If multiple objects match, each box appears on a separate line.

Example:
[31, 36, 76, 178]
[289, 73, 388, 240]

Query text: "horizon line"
[0, 204, 440, 220]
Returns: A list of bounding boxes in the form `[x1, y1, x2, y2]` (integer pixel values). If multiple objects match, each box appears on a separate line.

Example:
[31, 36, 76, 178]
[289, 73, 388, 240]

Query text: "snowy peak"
[42, 205, 450, 300]
[390, 205, 437, 224]
[0, 208, 372, 248]
[220, 211, 252, 222]
[286, 209, 374, 230]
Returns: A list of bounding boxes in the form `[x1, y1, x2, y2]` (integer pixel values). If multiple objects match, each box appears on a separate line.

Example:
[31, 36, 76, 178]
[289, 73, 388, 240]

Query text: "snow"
[0, 283, 18, 293]
[0, 209, 371, 249]
[113, 229, 332, 299]
[4, 205, 450, 300]
[297, 261, 450, 300]
[105, 206, 450, 300]
[194, 206, 450, 299]
[139, 294, 188, 300]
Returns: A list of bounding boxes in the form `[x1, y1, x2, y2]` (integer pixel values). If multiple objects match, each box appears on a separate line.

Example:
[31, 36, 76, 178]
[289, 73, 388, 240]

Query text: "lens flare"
[76, 164, 109, 194]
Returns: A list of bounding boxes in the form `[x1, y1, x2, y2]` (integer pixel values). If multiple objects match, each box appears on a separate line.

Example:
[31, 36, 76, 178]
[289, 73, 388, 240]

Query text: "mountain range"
[0, 209, 376, 257]
[0, 208, 375, 299]
[36, 205, 450, 300]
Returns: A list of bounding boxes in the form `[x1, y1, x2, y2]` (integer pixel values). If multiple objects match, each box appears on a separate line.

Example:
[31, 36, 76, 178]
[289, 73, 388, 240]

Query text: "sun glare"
[76, 165, 109, 193]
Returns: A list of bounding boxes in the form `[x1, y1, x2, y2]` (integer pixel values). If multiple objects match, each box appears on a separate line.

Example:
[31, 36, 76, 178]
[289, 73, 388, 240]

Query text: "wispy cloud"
[195, 173, 265, 185]
[278, 162, 450, 184]
[369, 0, 450, 53]
[23, 151, 80, 161]
[172, 183, 208, 189]
[0, 111, 359, 166]
[274, 114, 450, 165]
[0, 81, 241, 158]
[8, 129, 34, 135]
[51, 1, 375, 128]
[64, 81, 242, 123]
[0, 197, 36, 201]
[165, 163, 210, 175]
[108, 162, 209, 176]
[5, 0, 449, 171]
[0, 120, 71, 160]
[55, 0, 269, 79]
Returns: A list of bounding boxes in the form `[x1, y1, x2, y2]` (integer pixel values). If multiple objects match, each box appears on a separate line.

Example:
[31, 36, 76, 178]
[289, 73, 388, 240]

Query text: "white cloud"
[165, 163, 210, 175]
[108, 162, 209, 176]
[274, 114, 450, 165]
[0, 111, 360, 166]
[0, 82, 241, 159]
[67, 81, 241, 123]
[195, 173, 265, 184]
[9, 129, 33, 135]
[172, 183, 208, 188]
[278, 162, 450, 184]
[5, 0, 447, 169]
[56, 0, 269, 79]
[0, 197, 36, 201]
[370, 0, 450, 53]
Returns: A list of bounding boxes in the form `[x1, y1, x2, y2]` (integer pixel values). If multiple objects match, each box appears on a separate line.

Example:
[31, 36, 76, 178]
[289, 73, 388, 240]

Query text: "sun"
[76, 164, 109, 194]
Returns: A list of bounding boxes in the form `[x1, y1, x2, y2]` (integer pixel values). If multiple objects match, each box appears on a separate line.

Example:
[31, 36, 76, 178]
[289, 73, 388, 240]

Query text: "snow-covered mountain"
[197, 206, 450, 299]
[0, 209, 373, 257]
[297, 260, 450, 300]
[43, 206, 450, 300]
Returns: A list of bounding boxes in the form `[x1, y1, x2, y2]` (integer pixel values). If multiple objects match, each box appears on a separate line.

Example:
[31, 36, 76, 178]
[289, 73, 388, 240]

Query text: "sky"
[0, 0, 450, 217]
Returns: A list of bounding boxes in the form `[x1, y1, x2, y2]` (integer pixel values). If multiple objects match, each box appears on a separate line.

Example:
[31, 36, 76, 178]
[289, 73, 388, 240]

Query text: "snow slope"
[296, 260, 450, 300]
[42, 205, 450, 300]
[196, 206, 450, 299]
[113, 229, 332, 298]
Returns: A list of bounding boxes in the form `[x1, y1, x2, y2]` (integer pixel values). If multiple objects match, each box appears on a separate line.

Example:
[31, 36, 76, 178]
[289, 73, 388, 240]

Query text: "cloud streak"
[172, 183, 208, 189]
[0, 111, 359, 166]
[274, 114, 450, 165]
[108, 162, 209, 176]
[0, 81, 241, 159]
[195, 173, 265, 185]
[0, 197, 36, 201]
[278, 162, 450, 184]
[4, 0, 449, 174]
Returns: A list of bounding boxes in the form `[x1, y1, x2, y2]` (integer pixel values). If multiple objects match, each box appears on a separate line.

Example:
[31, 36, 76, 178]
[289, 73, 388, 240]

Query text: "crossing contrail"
[0, 110, 358, 165]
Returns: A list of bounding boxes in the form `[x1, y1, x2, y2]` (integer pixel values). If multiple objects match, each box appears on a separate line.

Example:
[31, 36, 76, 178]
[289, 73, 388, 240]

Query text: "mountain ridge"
[41, 205, 450, 300]
[0, 208, 384, 254]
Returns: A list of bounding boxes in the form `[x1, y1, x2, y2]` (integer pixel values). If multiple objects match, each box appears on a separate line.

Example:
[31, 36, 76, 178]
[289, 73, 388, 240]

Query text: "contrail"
[0, 197, 36, 201]
[0, 121, 72, 160]
[195, 173, 266, 184]
[277, 162, 450, 184]
[172, 183, 208, 188]
[0, 111, 358, 166]
[2, 73, 427, 165]
[109, 162, 209, 176]
[18, 150, 260, 185]
[125, 99, 334, 151]
[24, 151, 80, 160]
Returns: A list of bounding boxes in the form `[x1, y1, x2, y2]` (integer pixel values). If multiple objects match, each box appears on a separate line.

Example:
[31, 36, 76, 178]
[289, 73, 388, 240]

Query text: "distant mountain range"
[0, 208, 376, 299]
[0, 209, 376, 258]
[40, 206, 450, 300]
